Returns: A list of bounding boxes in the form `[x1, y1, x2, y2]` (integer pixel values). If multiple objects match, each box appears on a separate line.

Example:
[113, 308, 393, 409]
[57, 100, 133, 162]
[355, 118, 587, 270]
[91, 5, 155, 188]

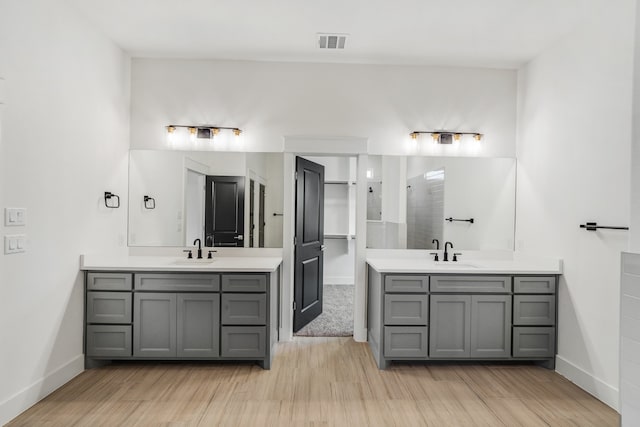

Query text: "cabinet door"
[513, 295, 556, 325]
[87, 292, 132, 324]
[429, 295, 471, 358]
[221, 293, 267, 325]
[513, 327, 556, 358]
[431, 276, 511, 293]
[222, 274, 267, 292]
[384, 275, 429, 293]
[87, 272, 132, 291]
[86, 325, 131, 357]
[470, 295, 511, 358]
[221, 326, 266, 358]
[134, 293, 177, 357]
[384, 326, 428, 358]
[384, 294, 429, 325]
[177, 293, 220, 358]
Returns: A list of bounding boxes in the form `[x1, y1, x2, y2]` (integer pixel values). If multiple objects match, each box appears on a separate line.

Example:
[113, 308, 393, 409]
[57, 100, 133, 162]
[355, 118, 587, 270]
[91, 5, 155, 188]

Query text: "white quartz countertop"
[81, 255, 282, 272]
[367, 252, 562, 275]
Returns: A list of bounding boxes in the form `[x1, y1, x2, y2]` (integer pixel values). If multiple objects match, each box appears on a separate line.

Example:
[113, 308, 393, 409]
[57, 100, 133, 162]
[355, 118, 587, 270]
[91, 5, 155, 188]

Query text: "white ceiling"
[67, 0, 595, 69]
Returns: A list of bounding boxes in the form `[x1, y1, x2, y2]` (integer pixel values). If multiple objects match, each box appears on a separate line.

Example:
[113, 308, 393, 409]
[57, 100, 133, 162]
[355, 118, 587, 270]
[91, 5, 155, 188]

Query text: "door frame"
[246, 169, 267, 248]
[281, 136, 368, 342]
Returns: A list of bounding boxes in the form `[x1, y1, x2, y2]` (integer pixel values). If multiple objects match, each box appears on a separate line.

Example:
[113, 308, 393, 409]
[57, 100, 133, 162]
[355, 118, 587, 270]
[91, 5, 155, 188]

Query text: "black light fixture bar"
[410, 130, 483, 142]
[166, 125, 242, 137]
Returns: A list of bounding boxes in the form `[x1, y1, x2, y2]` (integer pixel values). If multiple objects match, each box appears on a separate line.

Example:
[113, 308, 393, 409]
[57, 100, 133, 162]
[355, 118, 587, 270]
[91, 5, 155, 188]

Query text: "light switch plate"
[5, 208, 26, 226]
[4, 234, 26, 254]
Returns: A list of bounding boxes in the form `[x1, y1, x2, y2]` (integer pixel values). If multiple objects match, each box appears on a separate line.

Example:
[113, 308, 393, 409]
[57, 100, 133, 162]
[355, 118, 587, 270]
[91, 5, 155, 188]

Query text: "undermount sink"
[432, 262, 478, 268]
[172, 258, 215, 265]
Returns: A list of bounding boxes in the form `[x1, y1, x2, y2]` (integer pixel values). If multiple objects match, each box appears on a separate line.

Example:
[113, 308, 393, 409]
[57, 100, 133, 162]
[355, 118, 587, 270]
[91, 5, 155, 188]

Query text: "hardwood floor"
[7, 338, 619, 426]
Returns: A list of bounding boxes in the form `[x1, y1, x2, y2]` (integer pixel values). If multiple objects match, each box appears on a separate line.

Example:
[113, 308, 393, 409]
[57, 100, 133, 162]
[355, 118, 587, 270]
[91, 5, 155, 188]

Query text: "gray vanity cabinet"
[85, 270, 276, 369]
[367, 267, 558, 369]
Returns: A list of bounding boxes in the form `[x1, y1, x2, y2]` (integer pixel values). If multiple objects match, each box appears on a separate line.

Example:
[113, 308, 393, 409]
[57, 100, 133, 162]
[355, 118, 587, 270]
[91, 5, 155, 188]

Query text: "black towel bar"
[446, 217, 474, 224]
[579, 222, 629, 231]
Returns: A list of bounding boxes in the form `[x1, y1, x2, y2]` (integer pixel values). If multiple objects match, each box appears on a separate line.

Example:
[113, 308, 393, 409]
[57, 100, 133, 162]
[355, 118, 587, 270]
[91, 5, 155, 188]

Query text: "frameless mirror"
[366, 155, 516, 250]
[128, 150, 284, 248]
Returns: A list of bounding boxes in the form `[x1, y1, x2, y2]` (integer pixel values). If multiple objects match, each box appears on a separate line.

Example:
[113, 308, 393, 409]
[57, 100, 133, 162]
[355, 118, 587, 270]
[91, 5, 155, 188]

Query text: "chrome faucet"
[443, 241, 454, 262]
[193, 238, 203, 259]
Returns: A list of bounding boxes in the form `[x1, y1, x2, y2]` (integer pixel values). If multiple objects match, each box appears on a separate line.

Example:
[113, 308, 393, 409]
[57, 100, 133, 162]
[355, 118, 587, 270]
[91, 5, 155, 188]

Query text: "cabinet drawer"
[384, 294, 429, 325]
[86, 325, 132, 357]
[384, 326, 428, 358]
[430, 276, 511, 293]
[513, 327, 555, 358]
[87, 292, 132, 324]
[87, 273, 132, 291]
[513, 295, 556, 325]
[384, 275, 429, 293]
[222, 274, 267, 292]
[221, 326, 266, 358]
[221, 294, 267, 325]
[135, 274, 219, 292]
[514, 277, 556, 294]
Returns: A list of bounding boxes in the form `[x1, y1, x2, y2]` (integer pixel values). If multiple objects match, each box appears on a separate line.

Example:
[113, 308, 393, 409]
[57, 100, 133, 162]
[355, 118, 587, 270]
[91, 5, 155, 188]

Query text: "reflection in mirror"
[128, 150, 283, 248]
[367, 155, 382, 221]
[366, 156, 516, 251]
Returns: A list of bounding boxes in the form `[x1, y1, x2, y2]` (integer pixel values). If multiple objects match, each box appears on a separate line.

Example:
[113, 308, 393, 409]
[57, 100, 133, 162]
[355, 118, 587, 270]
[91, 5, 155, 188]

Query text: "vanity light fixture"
[410, 131, 483, 144]
[165, 125, 243, 142]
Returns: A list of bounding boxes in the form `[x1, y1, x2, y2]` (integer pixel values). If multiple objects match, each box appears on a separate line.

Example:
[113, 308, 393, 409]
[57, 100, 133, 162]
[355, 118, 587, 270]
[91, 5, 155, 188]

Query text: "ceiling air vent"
[317, 33, 347, 49]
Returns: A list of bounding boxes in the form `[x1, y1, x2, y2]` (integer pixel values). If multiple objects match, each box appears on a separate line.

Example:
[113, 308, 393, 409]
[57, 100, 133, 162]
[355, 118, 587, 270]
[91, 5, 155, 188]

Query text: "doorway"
[294, 155, 357, 337]
[204, 175, 245, 247]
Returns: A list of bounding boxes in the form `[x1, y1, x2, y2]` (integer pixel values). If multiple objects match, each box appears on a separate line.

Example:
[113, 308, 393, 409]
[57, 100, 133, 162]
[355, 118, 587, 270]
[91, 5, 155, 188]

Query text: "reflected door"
[294, 157, 325, 332]
[259, 183, 265, 247]
[205, 176, 245, 247]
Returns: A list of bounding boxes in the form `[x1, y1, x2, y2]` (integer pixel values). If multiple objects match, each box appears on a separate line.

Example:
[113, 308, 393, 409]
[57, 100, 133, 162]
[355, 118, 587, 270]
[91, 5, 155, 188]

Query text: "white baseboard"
[555, 355, 619, 411]
[0, 354, 84, 425]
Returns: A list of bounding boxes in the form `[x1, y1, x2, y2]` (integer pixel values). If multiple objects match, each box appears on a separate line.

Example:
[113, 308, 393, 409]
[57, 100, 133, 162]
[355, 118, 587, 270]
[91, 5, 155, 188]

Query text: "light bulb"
[166, 126, 176, 144]
[188, 127, 197, 142]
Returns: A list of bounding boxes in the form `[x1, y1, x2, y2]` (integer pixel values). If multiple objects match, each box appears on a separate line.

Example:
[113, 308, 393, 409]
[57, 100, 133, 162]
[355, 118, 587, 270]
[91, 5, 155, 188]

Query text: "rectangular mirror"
[128, 150, 284, 248]
[366, 155, 516, 250]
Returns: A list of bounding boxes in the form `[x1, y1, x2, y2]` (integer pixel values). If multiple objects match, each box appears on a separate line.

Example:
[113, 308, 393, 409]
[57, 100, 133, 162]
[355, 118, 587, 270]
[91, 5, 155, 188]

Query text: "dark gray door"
[249, 179, 255, 247]
[293, 157, 325, 332]
[259, 183, 266, 247]
[205, 175, 244, 247]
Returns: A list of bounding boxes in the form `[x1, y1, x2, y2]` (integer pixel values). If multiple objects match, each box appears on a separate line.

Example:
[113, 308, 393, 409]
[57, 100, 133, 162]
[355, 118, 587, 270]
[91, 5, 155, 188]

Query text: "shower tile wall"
[406, 170, 444, 249]
[367, 181, 382, 220]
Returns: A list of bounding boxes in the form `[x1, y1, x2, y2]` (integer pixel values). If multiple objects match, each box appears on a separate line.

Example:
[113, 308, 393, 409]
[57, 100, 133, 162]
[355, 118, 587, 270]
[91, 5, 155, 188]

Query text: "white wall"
[0, 0, 130, 424]
[516, 0, 635, 409]
[130, 59, 517, 157]
[631, 0, 640, 253]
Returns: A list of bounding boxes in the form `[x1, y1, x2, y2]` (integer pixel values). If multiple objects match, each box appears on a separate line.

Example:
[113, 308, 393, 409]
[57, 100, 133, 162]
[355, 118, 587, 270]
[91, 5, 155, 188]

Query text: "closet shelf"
[324, 234, 356, 240]
[324, 180, 354, 185]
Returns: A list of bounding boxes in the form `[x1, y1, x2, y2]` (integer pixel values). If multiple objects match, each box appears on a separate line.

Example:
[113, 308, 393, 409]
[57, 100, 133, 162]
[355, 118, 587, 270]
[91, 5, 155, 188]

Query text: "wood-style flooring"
[7, 338, 619, 426]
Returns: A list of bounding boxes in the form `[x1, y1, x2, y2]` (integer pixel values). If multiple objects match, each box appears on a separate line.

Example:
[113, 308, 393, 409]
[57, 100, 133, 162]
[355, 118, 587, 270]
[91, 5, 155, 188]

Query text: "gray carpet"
[295, 284, 354, 337]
